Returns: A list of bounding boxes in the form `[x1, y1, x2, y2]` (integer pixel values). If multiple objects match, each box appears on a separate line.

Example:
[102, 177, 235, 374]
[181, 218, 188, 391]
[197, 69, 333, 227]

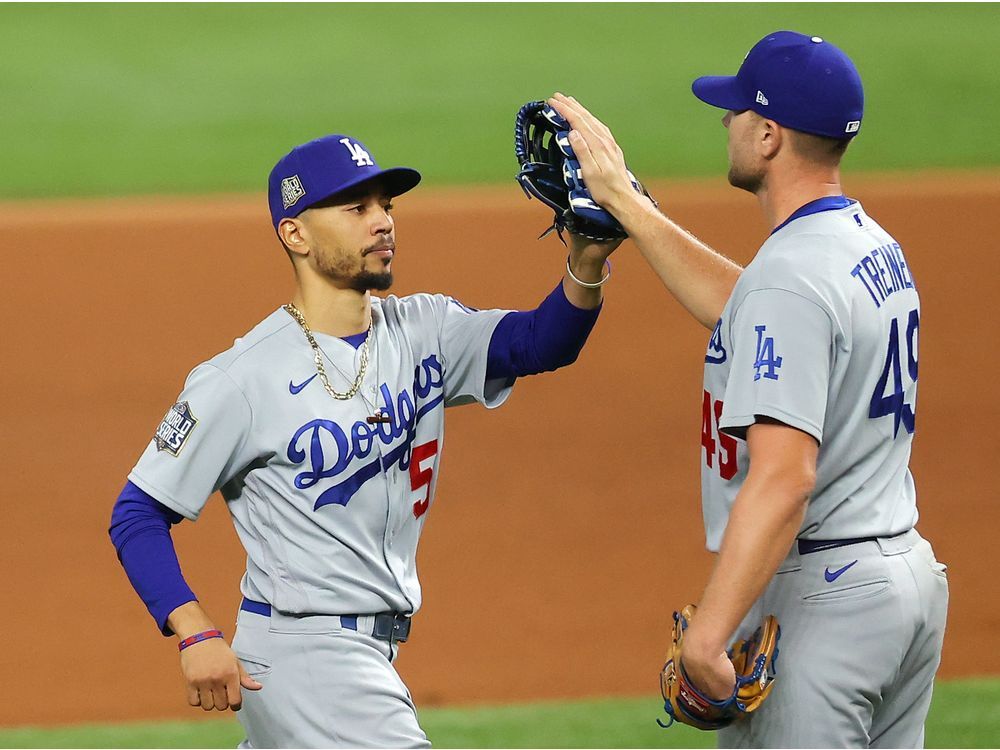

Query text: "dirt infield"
[1, 172, 997, 726]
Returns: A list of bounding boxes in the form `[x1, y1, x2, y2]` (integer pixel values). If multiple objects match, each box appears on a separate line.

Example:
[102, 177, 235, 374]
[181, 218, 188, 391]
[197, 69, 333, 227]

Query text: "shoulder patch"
[705, 319, 727, 364]
[154, 401, 198, 456]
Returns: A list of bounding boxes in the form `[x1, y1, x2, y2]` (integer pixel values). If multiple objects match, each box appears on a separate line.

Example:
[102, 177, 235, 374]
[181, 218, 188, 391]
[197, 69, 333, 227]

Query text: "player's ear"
[759, 118, 782, 161]
[278, 218, 309, 257]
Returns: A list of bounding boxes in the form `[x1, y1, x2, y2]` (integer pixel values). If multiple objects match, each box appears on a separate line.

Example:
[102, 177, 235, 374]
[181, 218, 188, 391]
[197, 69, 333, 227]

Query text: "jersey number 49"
[869, 308, 919, 437]
[702, 391, 738, 480]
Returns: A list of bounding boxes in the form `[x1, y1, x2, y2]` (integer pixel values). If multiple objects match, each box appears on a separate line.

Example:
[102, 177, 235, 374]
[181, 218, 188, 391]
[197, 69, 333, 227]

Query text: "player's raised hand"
[547, 94, 643, 218]
[179, 637, 263, 712]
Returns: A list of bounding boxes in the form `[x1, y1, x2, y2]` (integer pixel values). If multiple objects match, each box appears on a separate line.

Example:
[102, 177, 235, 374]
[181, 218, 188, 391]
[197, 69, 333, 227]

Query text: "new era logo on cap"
[756, 90, 769, 106]
[280, 175, 305, 209]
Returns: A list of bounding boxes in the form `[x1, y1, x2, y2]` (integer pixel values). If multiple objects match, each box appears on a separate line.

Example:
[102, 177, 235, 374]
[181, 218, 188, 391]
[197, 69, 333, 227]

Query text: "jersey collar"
[770, 195, 856, 235]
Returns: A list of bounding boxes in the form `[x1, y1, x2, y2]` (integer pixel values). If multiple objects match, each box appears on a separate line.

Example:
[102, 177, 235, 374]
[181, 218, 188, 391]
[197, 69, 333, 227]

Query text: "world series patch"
[281, 175, 305, 209]
[154, 401, 198, 456]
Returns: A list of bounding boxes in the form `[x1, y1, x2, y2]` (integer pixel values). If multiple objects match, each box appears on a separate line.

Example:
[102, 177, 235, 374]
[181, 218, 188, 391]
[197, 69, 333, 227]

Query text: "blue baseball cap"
[268, 134, 421, 229]
[692, 31, 864, 139]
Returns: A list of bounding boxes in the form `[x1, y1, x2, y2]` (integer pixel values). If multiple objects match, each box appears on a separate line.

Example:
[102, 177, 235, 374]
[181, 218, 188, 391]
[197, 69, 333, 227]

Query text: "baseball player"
[109, 134, 621, 747]
[550, 31, 949, 748]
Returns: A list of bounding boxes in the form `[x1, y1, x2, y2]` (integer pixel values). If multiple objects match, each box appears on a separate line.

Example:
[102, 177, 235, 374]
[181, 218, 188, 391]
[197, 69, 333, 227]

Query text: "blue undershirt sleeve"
[108, 480, 197, 636]
[486, 281, 602, 380]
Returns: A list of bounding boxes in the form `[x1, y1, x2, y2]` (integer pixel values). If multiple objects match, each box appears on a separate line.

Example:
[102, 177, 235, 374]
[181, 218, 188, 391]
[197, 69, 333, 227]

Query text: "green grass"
[1, 3, 998, 199]
[1, 678, 996, 748]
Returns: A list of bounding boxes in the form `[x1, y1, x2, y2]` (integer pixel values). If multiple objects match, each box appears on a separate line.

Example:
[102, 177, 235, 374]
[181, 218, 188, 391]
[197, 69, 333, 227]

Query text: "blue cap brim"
[371, 167, 422, 198]
[691, 76, 748, 111]
[301, 167, 422, 212]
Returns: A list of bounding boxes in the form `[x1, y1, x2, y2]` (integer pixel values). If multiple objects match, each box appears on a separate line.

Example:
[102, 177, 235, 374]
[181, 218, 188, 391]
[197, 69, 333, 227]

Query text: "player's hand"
[679, 632, 738, 702]
[568, 230, 623, 260]
[179, 637, 263, 711]
[547, 93, 648, 219]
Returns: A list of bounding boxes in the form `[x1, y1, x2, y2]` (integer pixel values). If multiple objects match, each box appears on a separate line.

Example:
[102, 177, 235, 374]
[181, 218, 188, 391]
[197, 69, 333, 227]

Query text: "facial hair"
[352, 269, 393, 292]
[313, 244, 394, 292]
[727, 161, 764, 194]
[726, 121, 766, 194]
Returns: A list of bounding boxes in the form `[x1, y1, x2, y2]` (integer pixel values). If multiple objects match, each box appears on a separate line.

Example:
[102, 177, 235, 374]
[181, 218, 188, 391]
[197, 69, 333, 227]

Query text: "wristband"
[177, 629, 224, 652]
[566, 256, 611, 288]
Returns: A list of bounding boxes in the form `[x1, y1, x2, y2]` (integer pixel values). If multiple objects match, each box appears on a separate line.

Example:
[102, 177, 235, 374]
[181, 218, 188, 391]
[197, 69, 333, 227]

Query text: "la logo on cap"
[340, 138, 374, 167]
[281, 175, 306, 209]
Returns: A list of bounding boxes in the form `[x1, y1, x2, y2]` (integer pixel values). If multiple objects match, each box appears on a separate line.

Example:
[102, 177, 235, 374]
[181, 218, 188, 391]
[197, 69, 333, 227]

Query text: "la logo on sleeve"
[753, 325, 783, 381]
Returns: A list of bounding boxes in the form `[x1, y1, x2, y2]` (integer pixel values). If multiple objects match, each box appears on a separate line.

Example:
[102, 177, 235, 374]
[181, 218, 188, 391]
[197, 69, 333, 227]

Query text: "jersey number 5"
[869, 308, 919, 437]
[410, 440, 438, 519]
[701, 391, 737, 480]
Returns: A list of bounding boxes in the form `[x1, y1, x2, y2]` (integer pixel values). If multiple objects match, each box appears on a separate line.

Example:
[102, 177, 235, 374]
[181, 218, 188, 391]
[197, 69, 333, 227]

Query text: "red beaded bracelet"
[177, 629, 224, 652]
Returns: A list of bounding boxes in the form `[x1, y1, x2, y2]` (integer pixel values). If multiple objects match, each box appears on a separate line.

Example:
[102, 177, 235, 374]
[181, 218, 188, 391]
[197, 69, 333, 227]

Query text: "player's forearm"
[167, 601, 219, 640]
[486, 281, 601, 380]
[693, 482, 807, 651]
[614, 194, 742, 330]
[686, 461, 812, 655]
[110, 482, 199, 635]
[562, 242, 614, 310]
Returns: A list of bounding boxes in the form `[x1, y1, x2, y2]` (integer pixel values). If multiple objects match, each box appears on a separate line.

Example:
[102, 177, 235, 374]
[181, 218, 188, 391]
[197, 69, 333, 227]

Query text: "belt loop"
[371, 612, 411, 643]
[876, 529, 917, 556]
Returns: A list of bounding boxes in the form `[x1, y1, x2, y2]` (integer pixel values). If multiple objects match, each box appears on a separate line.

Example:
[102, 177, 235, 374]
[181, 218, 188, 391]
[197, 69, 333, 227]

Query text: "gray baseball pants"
[232, 608, 430, 748]
[719, 528, 948, 749]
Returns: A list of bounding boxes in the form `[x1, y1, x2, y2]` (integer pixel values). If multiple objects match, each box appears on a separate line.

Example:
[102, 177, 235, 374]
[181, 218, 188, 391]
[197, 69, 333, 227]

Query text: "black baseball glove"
[514, 100, 651, 243]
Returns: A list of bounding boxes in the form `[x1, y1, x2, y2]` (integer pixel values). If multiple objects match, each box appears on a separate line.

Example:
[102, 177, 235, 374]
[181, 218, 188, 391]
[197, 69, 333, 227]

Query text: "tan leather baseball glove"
[658, 604, 781, 730]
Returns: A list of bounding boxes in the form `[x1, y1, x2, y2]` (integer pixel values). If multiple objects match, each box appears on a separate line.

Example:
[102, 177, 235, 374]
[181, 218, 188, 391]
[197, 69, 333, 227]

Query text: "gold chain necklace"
[283, 303, 372, 401]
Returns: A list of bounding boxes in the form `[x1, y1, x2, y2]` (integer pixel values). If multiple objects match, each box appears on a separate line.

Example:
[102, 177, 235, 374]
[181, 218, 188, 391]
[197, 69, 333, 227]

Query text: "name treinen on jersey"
[288, 353, 445, 511]
[850, 241, 915, 309]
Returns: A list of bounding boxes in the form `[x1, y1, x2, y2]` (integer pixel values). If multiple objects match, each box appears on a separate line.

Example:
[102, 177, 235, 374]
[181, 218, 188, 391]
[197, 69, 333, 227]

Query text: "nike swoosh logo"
[824, 560, 859, 583]
[289, 374, 318, 395]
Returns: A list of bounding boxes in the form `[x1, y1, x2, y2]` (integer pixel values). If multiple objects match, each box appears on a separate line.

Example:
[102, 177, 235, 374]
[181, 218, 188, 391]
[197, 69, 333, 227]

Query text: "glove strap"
[566, 256, 611, 288]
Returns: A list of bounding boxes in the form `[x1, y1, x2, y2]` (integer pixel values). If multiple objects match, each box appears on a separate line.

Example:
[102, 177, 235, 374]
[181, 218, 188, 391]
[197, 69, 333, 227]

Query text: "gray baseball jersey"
[129, 293, 513, 618]
[701, 200, 919, 550]
[700, 199, 947, 747]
